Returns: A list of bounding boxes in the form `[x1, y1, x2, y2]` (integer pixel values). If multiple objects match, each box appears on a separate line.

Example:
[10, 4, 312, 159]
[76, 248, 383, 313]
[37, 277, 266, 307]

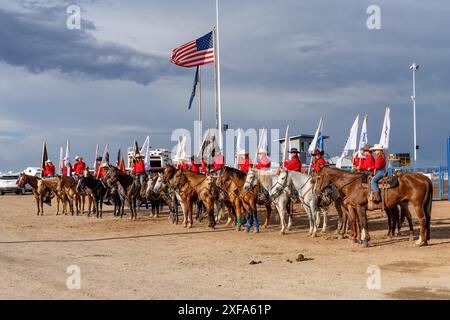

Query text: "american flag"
[171, 31, 214, 68]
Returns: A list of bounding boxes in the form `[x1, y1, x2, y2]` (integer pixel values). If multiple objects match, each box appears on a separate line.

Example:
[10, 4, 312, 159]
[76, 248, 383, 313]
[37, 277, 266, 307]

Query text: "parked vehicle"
[0, 172, 32, 195]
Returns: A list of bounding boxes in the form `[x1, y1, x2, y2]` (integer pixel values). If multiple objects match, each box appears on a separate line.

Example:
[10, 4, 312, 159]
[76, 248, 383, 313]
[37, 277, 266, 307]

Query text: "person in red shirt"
[190, 156, 201, 173]
[284, 148, 302, 172]
[359, 145, 375, 171]
[369, 144, 386, 202]
[132, 154, 147, 185]
[212, 154, 224, 173]
[176, 159, 189, 171]
[200, 158, 208, 174]
[94, 157, 106, 178]
[256, 149, 271, 170]
[311, 149, 326, 172]
[239, 152, 252, 173]
[43, 160, 56, 177]
[352, 152, 360, 171]
[73, 156, 86, 177]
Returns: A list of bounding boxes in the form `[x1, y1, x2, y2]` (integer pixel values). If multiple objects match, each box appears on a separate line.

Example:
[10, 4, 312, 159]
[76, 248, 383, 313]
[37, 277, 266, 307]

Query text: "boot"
[372, 192, 381, 202]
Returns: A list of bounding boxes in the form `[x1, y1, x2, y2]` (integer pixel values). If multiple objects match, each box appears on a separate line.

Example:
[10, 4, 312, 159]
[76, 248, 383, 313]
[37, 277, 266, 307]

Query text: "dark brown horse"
[104, 166, 140, 220]
[315, 166, 432, 247]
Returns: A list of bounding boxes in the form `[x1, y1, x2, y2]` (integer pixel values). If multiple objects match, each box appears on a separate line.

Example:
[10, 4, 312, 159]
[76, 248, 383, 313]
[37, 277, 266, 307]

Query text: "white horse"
[243, 168, 291, 235]
[153, 173, 186, 224]
[272, 169, 323, 236]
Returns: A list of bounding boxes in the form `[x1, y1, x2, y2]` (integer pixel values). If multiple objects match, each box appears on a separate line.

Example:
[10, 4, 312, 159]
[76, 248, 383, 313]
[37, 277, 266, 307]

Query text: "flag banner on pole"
[40, 142, 48, 177]
[379, 107, 391, 149]
[337, 115, 359, 168]
[116, 148, 121, 167]
[140, 135, 150, 169]
[93, 144, 99, 171]
[119, 154, 126, 173]
[65, 140, 71, 176]
[171, 31, 214, 68]
[59, 146, 64, 171]
[188, 66, 200, 109]
[134, 140, 139, 156]
[358, 115, 368, 158]
[102, 144, 110, 166]
[235, 128, 245, 167]
[308, 117, 323, 153]
[282, 125, 290, 165]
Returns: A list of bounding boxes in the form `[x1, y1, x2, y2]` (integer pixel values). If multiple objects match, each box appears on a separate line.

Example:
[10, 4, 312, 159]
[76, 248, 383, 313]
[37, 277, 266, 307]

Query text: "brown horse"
[176, 170, 217, 228]
[315, 166, 432, 247]
[167, 167, 200, 228]
[217, 166, 273, 232]
[104, 166, 140, 220]
[55, 175, 78, 215]
[36, 177, 66, 215]
[17, 173, 42, 215]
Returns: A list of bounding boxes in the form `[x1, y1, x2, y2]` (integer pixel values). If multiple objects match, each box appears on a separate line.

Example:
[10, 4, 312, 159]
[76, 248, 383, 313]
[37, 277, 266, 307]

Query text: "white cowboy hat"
[257, 148, 267, 154]
[75, 156, 81, 160]
[370, 144, 384, 151]
[238, 149, 247, 155]
[45, 159, 52, 163]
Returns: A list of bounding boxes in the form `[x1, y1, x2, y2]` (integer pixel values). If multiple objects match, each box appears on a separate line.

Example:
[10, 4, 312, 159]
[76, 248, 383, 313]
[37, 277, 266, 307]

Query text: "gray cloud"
[0, 1, 175, 85]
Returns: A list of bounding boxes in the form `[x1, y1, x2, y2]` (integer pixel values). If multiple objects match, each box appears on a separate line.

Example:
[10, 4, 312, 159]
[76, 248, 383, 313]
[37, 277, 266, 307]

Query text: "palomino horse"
[272, 169, 322, 237]
[315, 166, 432, 247]
[17, 173, 42, 215]
[217, 166, 273, 232]
[36, 177, 66, 215]
[55, 175, 78, 215]
[76, 176, 108, 218]
[244, 168, 291, 235]
[104, 166, 140, 220]
[176, 170, 217, 229]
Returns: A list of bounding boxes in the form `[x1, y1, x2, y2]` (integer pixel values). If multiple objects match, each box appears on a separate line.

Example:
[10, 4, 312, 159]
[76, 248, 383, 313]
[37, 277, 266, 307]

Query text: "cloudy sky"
[0, 0, 449, 171]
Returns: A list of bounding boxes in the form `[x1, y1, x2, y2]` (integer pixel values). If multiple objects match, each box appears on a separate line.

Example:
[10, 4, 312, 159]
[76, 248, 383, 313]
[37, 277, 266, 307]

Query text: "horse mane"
[324, 166, 362, 176]
[223, 166, 246, 180]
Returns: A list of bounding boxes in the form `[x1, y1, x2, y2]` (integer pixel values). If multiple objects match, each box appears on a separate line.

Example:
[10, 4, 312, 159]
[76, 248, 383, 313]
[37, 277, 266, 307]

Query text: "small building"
[276, 134, 330, 164]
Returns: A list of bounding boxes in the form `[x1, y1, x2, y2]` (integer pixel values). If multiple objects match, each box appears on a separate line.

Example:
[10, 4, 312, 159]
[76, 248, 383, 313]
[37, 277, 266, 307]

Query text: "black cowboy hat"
[360, 144, 373, 152]
[96, 156, 103, 161]
[289, 148, 300, 154]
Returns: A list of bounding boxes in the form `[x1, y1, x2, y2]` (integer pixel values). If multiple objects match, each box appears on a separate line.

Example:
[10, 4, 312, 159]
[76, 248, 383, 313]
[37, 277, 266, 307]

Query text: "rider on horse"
[238, 151, 252, 173]
[311, 148, 326, 173]
[94, 157, 106, 178]
[61, 157, 72, 176]
[133, 153, 147, 185]
[284, 148, 302, 172]
[43, 159, 56, 178]
[73, 156, 86, 177]
[212, 153, 224, 173]
[256, 149, 271, 170]
[190, 156, 201, 173]
[200, 158, 208, 174]
[359, 145, 375, 172]
[368, 144, 386, 202]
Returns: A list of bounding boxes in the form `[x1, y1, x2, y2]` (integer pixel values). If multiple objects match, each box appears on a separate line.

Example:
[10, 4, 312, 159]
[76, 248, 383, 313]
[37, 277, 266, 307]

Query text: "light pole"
[410, 63, 419, 164]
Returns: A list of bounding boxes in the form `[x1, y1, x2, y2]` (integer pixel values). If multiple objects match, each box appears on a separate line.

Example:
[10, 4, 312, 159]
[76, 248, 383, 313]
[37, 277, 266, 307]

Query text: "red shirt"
[201, 159, 207, 174]
[239, 157, 252, 173]
[133, 160, 146, 174]
[360, 154, 375, 171]
[256, 155, 271, 170]
[61, 165, 72, 176]
[373, 155, 386, 171]
[284, 155, 302, 172]
[190, 160, 200, 173]
[352, 156, 360, 168]
[43, 164, 55, 176]
[176, 162, 189, 170]
[73, 161, 86, 174]
[312, 157, 326, 172]
[213, 155, 224, 171]
[95, 166, 106, 177]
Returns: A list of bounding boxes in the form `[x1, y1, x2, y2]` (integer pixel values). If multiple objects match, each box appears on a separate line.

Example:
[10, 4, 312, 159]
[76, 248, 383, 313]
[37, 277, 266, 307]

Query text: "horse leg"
[412, 202, 428, 246]
[263, 202, 271, 228]
[321, 208, 328, 232]
[187, 200, 194, 228]
[253, 206, 260, 233]
[402, 203, 415, 241]
[276, 202, 287, 235]
[35, 195, 40, 216]
[357, 205, 370, 247]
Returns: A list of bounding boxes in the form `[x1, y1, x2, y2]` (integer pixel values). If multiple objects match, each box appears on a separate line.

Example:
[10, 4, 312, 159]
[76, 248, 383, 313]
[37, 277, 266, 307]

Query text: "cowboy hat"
[238, 149, 247, 155]
[370, 144, 385, 151]
[289, 148, 300, 154]
[96, 156, 103, 161]
[135, 153, 144, 158]
[45, 159, 53, 163]
[257, 148, 267, 154]
[75, 156, 83, 160]
[311, 148, 323, 156]
[360, 144, 373, 152]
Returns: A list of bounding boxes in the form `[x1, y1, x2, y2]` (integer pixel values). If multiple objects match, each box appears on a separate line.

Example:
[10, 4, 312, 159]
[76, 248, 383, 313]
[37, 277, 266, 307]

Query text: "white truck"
[0, 168, 36, 195]
[126, 148, 173, 172]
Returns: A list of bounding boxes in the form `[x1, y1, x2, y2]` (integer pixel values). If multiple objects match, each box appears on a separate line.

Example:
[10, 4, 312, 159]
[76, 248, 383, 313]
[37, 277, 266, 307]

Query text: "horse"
[76, 176, 108, 218]
[315, 166, 432, 247]
[217, 166, 273, 232]
[170, 168, 201, 228]
[110, 183, 125, 217]
[142, 172, 164, 217]
[154, 172, 182, 224]
[36, 177, 66, 215]
[176, 170, 217, 229]
[386, 202, 414, 240]
[272, 168, 323, 237]
[104, 166, 140, 220]
[17, 173, 42, 215]
[55, 175, 78, 215]
[244, 168, 291, 235]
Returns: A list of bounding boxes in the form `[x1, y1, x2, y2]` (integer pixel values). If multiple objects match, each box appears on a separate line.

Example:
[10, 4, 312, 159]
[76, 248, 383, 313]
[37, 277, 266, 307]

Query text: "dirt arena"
[0, 195, 449, 300]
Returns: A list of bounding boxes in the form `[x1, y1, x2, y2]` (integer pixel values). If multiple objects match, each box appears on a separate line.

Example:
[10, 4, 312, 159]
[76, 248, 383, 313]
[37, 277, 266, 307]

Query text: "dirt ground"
[0, 194, 449, 300]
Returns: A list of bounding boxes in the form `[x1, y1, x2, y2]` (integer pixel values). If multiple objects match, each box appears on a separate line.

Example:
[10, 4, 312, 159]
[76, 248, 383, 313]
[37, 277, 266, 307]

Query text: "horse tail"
[424, 177, 433, 240]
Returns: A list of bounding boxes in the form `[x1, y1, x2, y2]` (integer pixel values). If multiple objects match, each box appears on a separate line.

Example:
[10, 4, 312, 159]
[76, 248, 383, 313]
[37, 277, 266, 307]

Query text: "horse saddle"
[363, 174, 398, 189]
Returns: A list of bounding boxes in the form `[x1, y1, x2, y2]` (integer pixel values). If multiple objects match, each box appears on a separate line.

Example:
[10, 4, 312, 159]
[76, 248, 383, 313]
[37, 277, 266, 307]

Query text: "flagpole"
[40, 141, 45, 178]
[307, 117, 323, 175]
[198, 66, 203, 150]
[215, 0, 223, 151]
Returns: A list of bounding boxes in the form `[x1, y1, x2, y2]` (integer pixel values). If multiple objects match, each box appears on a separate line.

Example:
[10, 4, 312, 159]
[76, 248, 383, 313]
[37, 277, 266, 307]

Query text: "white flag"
[59, 146, 64, 170]
[358, 115, 368, 158]
[102, 144, 110, 165]
[235, 129, 245, 167]
[308, 117, 323, 153]
[344, 115, 359, 152]
[176, 135, 187, 161]
[379, 107, 390, 149]
[93, 144, 99, 170]
[140, 135, 150, 169]
[282, 125, 290, 164]
[259, 128, 268, 153]
[65, 140, 71, 175]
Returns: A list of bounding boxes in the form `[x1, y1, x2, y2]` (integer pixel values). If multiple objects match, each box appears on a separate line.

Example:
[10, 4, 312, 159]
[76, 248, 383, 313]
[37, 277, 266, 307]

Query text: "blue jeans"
[371, 170, 384, 193]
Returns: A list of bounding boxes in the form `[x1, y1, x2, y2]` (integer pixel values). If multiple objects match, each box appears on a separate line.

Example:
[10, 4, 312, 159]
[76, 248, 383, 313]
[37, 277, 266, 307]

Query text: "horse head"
[244, 168, 257, 191]
[270, 168, 289, 199]
[17, 172, 27, 188]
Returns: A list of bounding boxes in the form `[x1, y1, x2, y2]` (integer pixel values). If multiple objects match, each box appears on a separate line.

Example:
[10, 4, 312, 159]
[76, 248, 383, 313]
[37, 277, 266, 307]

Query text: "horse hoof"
[360, 240, 369, 248]
[409, 235, 415, 242]
[245, 228, 250, 233]
[254, 228, 260, 233]
[337, 235, 343, 240]
[188, 224, 192, 229]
